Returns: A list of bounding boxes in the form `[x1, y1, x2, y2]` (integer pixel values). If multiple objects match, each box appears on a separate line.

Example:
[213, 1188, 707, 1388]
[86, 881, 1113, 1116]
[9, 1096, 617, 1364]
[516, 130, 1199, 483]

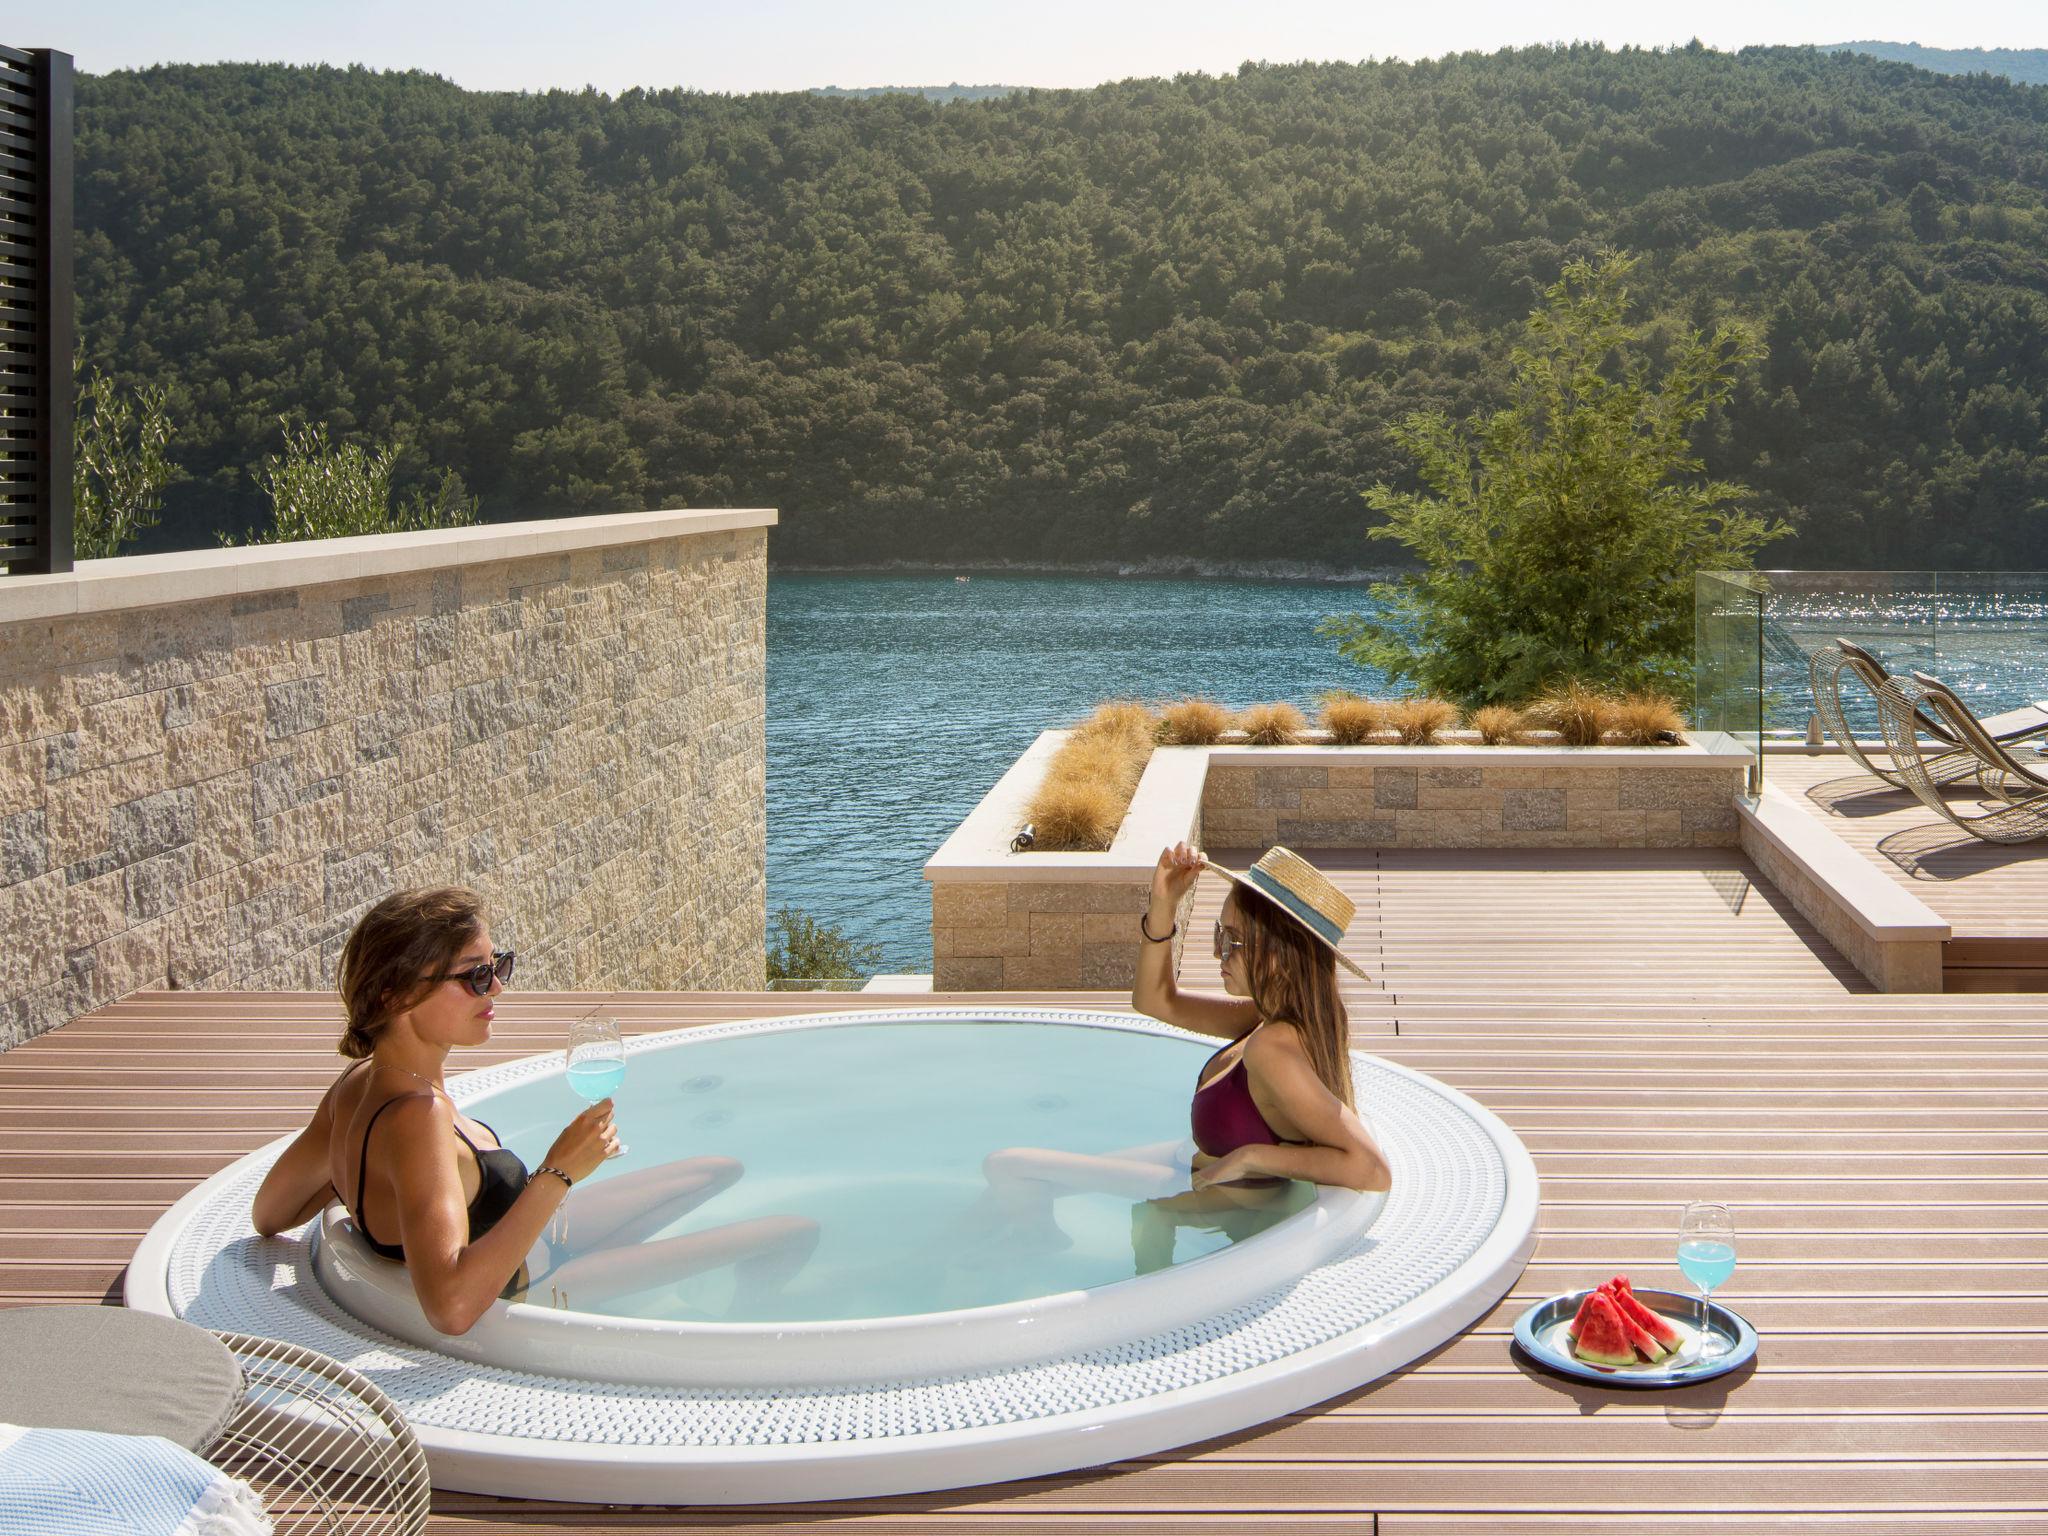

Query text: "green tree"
[72, 358, 174, 559]
[765, 906, 884, 983]
[1321, 253, 1785, 705]
[245, 420, 477, 544]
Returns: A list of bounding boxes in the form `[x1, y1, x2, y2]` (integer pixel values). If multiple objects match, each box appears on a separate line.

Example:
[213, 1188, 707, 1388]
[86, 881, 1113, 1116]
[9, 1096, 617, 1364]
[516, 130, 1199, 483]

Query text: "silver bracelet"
[1139, 912, 1177, 943]
[534, 1164, 574, 1190]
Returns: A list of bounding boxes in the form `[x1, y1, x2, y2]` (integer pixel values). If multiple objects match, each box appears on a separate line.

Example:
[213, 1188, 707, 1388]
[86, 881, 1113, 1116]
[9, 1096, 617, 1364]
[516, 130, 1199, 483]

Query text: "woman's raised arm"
[1132, 842, 1261, 1041]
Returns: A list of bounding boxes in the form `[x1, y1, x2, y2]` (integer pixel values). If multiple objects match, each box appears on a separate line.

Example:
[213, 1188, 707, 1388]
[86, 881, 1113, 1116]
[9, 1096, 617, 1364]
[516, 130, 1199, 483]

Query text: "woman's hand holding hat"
[1151, 841, 1207, 906]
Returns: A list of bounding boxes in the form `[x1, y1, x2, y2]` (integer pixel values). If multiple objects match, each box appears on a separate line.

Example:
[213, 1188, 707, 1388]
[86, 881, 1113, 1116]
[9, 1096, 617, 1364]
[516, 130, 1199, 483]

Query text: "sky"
[7, 0, 2045, 95]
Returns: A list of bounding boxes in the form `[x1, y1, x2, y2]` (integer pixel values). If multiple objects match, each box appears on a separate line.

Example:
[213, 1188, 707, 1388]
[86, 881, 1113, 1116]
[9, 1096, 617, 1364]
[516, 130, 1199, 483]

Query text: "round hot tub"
[127, 1008, 1537, 1504]
[311, 1015, 1384, 1387]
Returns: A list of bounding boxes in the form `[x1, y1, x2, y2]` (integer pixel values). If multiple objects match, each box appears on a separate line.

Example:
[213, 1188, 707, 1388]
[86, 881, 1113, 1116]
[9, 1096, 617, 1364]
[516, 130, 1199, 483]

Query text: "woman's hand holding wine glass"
[545, 1100, 618, 1185]
[552, 1016, 628, 1244]
[567, 1016, 629, 1158]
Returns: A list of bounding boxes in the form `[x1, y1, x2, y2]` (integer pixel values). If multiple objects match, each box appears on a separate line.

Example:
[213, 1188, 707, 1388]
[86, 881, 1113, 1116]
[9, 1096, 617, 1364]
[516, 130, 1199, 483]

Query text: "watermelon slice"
[1605, 1277, 1684, 1356]
[1564, 1289, 1606, 1342]
[1569, 1292, 1637, 1366]
[1614, 1305, 1669, 1363]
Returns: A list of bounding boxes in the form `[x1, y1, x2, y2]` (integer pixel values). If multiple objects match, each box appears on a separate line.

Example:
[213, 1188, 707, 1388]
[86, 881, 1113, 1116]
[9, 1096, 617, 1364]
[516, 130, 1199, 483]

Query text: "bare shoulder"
[364, 1089, 452, 1146]
[1246, 1019, 1308, 1064]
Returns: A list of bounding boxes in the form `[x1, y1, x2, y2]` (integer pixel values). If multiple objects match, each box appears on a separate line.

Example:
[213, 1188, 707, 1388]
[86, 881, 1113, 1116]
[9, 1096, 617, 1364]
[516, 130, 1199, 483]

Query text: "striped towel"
[0, 1423, 271, 1536]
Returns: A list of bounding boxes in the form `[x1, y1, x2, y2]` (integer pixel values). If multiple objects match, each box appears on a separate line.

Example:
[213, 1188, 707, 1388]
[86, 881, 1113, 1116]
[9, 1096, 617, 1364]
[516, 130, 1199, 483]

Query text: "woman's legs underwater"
[538, 1155, 820, 1311]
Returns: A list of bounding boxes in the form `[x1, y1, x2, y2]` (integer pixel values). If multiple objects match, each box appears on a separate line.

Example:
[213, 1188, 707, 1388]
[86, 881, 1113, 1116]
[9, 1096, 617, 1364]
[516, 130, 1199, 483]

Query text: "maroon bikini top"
[1190, 1032, 1281, 1158]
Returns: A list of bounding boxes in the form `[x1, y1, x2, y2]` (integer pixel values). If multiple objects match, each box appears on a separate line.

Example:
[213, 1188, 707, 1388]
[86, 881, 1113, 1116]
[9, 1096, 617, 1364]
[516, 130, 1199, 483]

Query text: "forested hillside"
[1829, 43, 2048, 87]
[75, 46, 2048, 566]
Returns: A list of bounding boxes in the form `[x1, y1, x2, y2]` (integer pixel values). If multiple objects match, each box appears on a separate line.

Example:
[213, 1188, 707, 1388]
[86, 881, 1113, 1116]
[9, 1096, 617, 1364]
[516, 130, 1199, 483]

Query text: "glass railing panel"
[1928, 571, 2048, 722]
[1694, 571, 1765, 792]
[1751, 570, 2048, 742]
[1753, 570, 1937, 741]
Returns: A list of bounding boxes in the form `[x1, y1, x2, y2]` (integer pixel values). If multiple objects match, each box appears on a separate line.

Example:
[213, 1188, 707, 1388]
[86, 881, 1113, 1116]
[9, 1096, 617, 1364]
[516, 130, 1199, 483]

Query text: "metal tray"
[1512, 1286, 1757, 1388]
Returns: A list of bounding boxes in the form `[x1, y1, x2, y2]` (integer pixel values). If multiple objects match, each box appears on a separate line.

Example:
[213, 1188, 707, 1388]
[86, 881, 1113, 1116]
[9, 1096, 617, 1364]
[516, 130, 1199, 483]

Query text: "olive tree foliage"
[765, 906, 884, 984]
[72, 357, 175, 559]
[244, 419, 477, 544]
[1321, 253, 1786, 706]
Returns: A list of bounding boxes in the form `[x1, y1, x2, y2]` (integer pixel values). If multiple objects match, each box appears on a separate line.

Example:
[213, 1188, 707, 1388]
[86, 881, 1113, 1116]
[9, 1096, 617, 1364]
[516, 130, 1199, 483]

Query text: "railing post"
[2, 45, 73, 575]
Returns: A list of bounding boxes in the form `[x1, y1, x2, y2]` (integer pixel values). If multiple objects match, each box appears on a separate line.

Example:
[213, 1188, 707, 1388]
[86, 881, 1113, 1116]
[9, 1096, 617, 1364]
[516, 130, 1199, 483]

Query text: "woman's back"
[327, 1063, 507, 1258]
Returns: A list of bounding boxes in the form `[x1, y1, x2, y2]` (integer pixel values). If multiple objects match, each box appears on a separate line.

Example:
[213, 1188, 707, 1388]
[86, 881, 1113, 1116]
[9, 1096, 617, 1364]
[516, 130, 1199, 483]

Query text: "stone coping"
[1738, 784, 1951, 944]
[0, 508, 778, 624]
[926, 731, 1754, 883]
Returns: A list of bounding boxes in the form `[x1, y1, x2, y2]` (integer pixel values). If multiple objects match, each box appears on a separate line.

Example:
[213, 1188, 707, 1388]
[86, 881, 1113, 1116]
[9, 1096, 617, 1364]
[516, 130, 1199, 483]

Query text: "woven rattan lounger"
[1809, 638, 2048, 792]
[1872, 674, 2048, 844]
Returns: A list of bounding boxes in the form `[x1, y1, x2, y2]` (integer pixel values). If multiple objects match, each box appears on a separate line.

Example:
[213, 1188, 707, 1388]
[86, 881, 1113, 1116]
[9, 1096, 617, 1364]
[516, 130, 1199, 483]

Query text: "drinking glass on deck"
[567, 1015, 628, 1159]
[1677, 1201, 1737, 1359]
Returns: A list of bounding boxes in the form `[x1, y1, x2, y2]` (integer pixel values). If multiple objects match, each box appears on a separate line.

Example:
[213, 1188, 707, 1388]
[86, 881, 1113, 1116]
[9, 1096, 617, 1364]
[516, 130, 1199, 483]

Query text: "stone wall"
[1200, 755, 1744, 849]
[931, 880, 1153, 992]
[0, 512, 772, 1049]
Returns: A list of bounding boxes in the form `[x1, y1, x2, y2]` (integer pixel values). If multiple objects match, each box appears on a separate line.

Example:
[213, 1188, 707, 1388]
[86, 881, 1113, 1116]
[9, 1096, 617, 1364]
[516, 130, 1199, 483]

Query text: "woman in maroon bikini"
[976, 842, 1389, 1249]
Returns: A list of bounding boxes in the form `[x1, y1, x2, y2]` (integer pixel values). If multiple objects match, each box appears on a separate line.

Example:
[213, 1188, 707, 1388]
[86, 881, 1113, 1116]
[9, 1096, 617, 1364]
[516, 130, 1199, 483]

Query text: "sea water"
[472, 1021, 1312, 1322]
[768, 573, 1390, 971]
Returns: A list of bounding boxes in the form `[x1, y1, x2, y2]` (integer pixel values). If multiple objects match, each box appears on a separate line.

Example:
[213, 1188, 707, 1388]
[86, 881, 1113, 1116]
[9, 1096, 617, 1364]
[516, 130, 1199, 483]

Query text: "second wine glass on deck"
[1677, 1201, 1737, 1359]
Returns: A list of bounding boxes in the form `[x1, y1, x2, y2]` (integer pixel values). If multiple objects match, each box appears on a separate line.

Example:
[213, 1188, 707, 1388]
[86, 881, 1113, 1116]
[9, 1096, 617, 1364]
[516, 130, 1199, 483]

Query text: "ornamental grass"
[1606, 690, 1687, 745]
[1531, 680, 1612, 746]
[1469, 704, 1531, 745]
[1158, 697, 1232, 746]
[1318, 692, 1383, 745]
[1024, 700, 1158, 851]
[1082, 699, 1159, 753]
[1384, 696, 1460, 745]
[1236, 701, 1308, 746]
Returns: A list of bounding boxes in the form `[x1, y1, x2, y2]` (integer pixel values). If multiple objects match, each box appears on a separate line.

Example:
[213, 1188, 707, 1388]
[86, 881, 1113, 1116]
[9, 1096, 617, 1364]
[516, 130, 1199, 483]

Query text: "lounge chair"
[1808, 638, 2048, 793]
[1871, 674, 2048, 843]
[1910, 672, 2048, 806]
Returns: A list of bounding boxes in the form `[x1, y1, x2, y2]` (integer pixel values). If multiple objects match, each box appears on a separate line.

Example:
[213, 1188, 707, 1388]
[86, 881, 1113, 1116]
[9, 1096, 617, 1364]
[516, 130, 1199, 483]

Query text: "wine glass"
[1677, 1201, 1737, 1359]
[566, 1015, 628, 1159]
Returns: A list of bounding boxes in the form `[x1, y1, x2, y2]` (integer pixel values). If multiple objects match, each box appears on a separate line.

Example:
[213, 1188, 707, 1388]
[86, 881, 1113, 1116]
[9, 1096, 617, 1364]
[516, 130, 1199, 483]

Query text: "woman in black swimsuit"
[253, 888, 817, 1335]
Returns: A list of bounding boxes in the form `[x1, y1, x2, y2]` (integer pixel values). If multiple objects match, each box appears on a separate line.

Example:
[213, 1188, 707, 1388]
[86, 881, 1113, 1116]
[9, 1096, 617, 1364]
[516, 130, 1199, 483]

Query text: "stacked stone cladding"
[1200, 758, 1743, 849]
[0, 527, 767, 1049]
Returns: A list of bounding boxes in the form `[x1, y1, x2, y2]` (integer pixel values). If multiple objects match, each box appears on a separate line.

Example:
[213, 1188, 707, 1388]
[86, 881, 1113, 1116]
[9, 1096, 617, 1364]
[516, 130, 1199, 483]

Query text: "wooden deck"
[6, 847, 2048, 1529]
[1767, 752, 2048, 989]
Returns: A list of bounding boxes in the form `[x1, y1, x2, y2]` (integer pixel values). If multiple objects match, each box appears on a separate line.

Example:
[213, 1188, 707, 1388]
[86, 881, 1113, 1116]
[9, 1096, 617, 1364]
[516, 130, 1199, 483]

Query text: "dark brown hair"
[336, 887, 488, 1059]
[1230, 885, 1355, 1109]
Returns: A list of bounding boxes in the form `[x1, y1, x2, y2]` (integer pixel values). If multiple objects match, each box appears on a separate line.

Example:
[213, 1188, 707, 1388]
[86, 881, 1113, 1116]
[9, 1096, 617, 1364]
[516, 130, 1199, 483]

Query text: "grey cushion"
[0, 1305, 243, 1452]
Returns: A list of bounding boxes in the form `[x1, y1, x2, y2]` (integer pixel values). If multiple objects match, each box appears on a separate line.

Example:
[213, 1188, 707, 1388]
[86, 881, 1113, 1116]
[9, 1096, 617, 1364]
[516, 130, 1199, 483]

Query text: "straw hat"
[1208, 846, 1371, 979]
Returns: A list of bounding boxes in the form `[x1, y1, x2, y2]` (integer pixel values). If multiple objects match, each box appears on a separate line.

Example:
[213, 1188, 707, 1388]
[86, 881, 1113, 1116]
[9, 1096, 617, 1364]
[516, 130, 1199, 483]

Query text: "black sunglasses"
[428, 950, 516, 996]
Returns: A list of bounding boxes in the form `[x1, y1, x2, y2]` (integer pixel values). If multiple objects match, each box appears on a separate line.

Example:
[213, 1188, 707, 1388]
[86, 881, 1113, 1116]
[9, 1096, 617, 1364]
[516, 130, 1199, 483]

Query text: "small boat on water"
[955, 575, 971, 583]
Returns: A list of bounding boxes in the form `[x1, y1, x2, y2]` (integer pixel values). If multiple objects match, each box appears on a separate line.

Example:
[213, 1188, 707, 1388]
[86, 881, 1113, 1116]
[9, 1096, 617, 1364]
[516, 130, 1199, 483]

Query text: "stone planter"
[925, 732, 1753, 992]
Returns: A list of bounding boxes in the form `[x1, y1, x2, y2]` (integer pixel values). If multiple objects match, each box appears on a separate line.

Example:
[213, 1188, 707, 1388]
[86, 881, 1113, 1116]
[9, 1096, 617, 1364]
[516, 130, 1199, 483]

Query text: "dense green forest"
[74, 45, 2048, 567]
[1829, 43, 2048, 87]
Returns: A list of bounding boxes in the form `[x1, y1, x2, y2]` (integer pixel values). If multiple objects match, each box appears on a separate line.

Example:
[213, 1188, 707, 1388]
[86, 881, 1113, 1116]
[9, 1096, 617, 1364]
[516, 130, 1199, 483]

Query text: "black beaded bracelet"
[534, 1164, 574, 1190]
[1139, 912, 1177, 943]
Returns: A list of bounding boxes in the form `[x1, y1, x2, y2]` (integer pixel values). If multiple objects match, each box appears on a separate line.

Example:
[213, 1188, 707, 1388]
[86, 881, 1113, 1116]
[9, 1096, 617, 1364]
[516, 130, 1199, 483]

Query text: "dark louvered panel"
[0, 45, 67, 576]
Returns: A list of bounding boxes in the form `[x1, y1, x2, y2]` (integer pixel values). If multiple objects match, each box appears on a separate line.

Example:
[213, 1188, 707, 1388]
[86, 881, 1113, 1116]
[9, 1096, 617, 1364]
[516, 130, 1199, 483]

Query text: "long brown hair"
[1231, 885, 1355, 1108]
[335, 888, 488, 1058]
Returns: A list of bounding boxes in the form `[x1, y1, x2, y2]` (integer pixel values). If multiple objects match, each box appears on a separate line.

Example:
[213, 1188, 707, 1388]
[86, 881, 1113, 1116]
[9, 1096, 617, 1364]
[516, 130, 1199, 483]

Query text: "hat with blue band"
[1208, 846, 1371, 979]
